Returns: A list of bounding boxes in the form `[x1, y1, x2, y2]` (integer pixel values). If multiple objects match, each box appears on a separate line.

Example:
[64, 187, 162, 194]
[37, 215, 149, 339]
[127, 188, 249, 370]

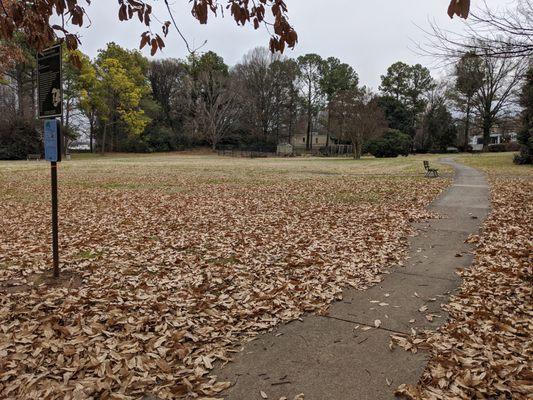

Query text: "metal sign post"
[38, 45, 63, 278]
[43, 120, 62, 277]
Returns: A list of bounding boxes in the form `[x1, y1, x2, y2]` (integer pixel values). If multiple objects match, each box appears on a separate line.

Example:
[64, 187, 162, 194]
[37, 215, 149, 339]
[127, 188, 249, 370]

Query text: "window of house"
[303, 138, 305, 143]
[477, 137, 484, 145]
[315, 138, 318, 144]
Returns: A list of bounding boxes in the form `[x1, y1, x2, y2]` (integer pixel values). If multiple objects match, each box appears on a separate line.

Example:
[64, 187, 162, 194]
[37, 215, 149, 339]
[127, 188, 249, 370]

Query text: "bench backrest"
[27, 154, 41, 160]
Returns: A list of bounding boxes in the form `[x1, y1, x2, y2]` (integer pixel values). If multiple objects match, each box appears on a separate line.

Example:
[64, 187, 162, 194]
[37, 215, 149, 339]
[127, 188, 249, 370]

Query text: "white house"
[470, 132, 518, 151]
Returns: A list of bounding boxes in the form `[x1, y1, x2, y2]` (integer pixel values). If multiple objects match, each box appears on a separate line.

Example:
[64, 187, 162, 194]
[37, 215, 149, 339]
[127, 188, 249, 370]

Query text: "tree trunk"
[306, 110, 312, 151]
[30, 68, 36, 118]
[355, 135, 363, 160]
[89, 116, 94, 153]
[16, 67, 25, 117]
[288, 111, 293, 146]
[482, 117, 492, 152]
[101, 123, 107, 155]
[326, 103, 331, 151]
[306, 80, 312, 151]
[463, 101, 471, 151]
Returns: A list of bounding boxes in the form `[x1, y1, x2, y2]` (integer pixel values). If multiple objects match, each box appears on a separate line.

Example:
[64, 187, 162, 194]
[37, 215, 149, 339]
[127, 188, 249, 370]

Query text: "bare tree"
[234, 48, 280, 139]
[422, 0, 533, 60]
[331, 88, 388, 159]
[193, 71, 240, 150]
[472, 50, 525, 151]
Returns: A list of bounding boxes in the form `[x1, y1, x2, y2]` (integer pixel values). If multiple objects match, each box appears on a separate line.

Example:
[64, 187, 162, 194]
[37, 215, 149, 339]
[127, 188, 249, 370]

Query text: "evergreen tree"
[515, 66, 533, 164]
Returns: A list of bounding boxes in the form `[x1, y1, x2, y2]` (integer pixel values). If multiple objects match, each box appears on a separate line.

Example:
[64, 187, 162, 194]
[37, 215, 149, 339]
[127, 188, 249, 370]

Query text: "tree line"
[424, 0, 532, 164]
[0, 37, 529, 160]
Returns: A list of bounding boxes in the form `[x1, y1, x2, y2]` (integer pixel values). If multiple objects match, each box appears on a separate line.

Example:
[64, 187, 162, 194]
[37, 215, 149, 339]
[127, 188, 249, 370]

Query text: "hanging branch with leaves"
[0, 0, 298, 57]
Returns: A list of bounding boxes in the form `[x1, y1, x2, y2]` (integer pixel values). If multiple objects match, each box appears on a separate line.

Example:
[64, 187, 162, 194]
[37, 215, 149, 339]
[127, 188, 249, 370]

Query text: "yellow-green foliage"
[99, 58, 150, 136]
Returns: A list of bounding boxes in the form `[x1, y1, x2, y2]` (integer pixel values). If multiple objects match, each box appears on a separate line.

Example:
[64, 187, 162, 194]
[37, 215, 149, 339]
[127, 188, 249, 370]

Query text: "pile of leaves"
[394, 174, 532, 399]
[0, 161, 448, 399]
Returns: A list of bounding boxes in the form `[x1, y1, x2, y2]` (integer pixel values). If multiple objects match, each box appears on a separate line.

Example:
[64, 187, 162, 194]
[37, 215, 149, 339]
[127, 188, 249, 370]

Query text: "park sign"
[38, 45, 62, 119]
[44, 119, 61, 162]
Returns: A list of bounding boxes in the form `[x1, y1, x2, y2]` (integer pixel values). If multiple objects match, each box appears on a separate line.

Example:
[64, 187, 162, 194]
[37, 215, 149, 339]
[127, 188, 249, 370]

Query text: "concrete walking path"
[215, 159, 490, 400]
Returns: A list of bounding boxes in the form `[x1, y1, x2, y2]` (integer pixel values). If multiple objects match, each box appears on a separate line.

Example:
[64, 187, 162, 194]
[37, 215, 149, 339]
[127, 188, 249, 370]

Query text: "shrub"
[366, 129, 411, 158]
[514, 152, 532, 165]
[504, 142, 521, 152]
[0, 118, 41, 160]
[488, 144, 507, 152]
[142, 125, 177, 152]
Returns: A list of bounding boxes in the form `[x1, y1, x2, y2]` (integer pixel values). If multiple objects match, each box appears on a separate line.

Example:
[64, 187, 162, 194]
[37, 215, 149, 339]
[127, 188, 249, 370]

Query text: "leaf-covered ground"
[395, 154, 533, 400]
[0, 154, 450, 399]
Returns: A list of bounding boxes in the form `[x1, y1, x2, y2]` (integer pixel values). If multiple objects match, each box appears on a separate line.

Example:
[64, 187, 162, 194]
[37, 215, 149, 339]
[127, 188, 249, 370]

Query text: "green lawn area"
[453, 152, 533, 176]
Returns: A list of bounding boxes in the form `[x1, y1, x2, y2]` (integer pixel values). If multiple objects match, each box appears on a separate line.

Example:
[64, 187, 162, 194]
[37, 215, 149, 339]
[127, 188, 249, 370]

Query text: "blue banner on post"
[44, 119, 61, 162]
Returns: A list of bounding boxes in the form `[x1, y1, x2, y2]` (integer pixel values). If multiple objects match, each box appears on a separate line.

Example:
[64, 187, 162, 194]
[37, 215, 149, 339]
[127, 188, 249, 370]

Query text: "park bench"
[423, 160, 439, 178]
[27, 154, 42, 161]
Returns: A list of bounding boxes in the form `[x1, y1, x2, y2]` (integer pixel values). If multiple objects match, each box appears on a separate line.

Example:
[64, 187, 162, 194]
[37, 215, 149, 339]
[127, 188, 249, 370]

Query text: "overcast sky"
[77, 0, 511, 89]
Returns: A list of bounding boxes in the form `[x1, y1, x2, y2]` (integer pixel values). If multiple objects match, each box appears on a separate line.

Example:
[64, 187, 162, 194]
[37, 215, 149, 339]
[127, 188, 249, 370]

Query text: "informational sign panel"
[38, 45, 62, 119]
[44, 119, 61, 162]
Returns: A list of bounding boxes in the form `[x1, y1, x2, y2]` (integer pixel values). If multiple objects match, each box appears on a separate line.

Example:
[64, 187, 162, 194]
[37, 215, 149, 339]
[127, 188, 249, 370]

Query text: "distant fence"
[293, 145, 354, 157]
[217, 146, 276, 158]
[217, 144, 355, 158]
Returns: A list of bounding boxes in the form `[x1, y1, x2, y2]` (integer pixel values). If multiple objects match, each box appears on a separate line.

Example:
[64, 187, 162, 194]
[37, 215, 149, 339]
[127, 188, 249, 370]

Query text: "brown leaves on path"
[0, 158, 448, 399]
[394, 174, 533, 400]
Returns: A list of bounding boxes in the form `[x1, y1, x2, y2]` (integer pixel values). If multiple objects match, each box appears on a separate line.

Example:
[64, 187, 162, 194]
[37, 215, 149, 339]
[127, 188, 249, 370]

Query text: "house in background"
[469, 116, 520, 151]
[470, 132, 518, 151]
[290, 132, 329, 151]
[277, 111, 354, 156]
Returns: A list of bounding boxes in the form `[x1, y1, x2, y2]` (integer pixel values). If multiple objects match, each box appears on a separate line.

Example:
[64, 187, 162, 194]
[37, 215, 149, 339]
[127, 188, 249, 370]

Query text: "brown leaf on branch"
[448, 0, 470, 19]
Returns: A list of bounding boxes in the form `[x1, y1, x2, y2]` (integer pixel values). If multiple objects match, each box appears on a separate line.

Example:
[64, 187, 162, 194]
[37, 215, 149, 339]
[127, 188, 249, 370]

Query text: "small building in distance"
[290, 132, 329, 151]
[277, 111, 353, 156]
[276, 143, 293, 156]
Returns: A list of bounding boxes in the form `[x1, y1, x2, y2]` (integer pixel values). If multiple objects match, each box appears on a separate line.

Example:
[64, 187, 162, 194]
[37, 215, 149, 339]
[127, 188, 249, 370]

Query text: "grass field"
[454, 151, 533, 176]
[1, 152, 531, 398]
